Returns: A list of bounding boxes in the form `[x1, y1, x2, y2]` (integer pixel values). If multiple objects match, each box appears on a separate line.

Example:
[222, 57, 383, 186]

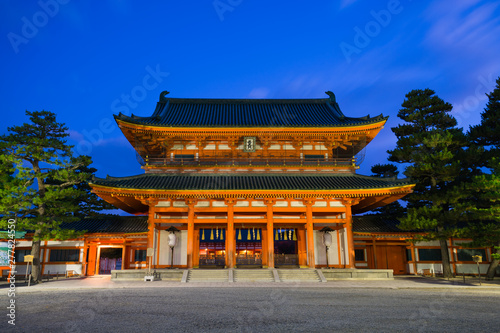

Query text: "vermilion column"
[225, 199, 235, 268]
[305, 200, 315, 268]
[344, 202, 356, 268]
[186, 199, 196, 269]
[265, 199, 275, 268]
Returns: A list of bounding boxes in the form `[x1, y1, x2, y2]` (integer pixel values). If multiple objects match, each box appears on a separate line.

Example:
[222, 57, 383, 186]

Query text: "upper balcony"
[141, 154, 357, 170]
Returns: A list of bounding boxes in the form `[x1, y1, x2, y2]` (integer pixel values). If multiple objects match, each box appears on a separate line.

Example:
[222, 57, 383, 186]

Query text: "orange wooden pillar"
[261, 227, 268, 267]
[410, 238, 417, 275]
[225, 199, 235, 268]
[82, 237, 88, 275]
[147, 203, 156, 268]
[265, 199, 275, 268]
[297, 229, 307, 267]
[344, 202, 356, 268]
[305, 200, 315, 268]
[186, 199, 196, 268]
[372, 236, 378, 269]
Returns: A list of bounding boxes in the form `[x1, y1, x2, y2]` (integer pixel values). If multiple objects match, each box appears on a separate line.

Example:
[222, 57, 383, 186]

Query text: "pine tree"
[0, 111, 107, 283]
[369, 163, 405, 217]
[469, 76, 500, 159]
[463, 77, 500, 279]
[388, 89, 466, 278]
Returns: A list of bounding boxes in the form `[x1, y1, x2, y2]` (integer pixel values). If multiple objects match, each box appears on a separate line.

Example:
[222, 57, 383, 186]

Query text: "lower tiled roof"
[61, 215, 410, 234]
[61, 216, 148, 233]
[91, 173, 412, 191]
[352, 215, 405, 233]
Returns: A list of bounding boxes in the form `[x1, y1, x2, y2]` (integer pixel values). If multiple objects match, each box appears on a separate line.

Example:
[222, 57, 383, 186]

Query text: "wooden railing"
[274, 254, 299, 266]
[236, 254, 262, 266]
[199, 255, 226, 266]
[144, 156, 355, 167]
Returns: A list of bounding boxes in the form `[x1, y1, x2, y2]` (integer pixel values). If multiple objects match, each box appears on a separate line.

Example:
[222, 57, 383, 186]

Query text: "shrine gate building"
[89, 91, 415, 270]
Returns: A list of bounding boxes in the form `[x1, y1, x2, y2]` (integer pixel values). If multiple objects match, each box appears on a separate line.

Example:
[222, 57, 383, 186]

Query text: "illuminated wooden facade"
[90, 91, 414, 270]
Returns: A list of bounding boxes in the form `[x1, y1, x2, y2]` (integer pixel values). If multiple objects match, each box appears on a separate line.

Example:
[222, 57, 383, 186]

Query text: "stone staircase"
[234, 269, 274, 282]
[277, 269, 321, 282]
[187, 269, 229, 283]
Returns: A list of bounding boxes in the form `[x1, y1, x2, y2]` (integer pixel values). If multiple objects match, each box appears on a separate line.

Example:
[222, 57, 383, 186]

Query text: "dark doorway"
[99, 248, 122, 274]
[274, 228, 298, 267]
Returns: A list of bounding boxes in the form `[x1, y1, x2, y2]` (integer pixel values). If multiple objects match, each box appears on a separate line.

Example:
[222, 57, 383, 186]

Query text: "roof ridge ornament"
[159, 90, 170, 102]
[325, 91, 336, 103]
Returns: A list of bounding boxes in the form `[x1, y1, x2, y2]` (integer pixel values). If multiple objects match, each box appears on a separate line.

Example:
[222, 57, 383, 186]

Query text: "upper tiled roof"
[91, 173, 412, 191]
[114, 91, 387, 128]
[61, 216, 148, 233]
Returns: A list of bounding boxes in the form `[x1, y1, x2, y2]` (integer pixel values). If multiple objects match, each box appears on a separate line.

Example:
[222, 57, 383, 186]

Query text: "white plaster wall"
[46, 241, 83, 247]
[341, 228, 349, 266]
[416, 240, 441, 247]
[313, 230, 339, 266]
[16, 241, 32, 247]
[330, 201, 344, 207]
[44, 264, 82, 275]
[251, 201, 266, 207]
[178, 230, 187, 265]
[329, 231, 340, 265]
[156, 201, 171, 207]
[456, 264, 490, 274]
[313, 201, 327, 207]
[314, 231, 323, 265]
[415, 263, 443, 274]
[158, 230, 170, 265]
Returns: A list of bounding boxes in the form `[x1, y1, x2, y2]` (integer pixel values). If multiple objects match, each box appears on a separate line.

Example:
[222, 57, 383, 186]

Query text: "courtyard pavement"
[2, 274, 500, 293]
[2, 275, 500, 332]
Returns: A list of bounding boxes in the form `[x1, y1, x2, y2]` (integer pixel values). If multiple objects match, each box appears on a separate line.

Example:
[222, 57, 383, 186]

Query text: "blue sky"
[2, 0, 500, 183]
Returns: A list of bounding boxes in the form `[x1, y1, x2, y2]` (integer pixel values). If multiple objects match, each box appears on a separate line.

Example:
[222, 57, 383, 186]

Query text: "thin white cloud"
[248, 87, 270, 98]
[340, 0, 359, 10]
[68, 130, 130, 148]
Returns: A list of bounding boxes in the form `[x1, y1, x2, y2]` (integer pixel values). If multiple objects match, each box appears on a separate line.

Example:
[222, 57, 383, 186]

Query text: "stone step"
[278, 269, 321, 282]
[187, 269, 229, 282]
[234, 269, 274, 282]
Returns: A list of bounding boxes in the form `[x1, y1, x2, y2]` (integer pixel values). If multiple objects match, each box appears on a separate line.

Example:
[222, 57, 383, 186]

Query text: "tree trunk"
[439, 238, 453, 278]
[486, 245, 500, 280]
[30, 230, 42, 284]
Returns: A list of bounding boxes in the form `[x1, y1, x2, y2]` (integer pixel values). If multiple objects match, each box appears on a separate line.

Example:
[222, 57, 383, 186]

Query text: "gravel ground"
[1, 287, 499, 332]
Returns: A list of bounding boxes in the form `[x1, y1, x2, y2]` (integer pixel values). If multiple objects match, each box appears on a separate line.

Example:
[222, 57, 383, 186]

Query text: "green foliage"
[469, 76, 500, 153]
[493, 247, 500, 260]
[371, 163, 399, 178]
[369, 163, 405, 217]
[0, 111, 110, 239]
[388, 89, 466, 238]
[458, 78, 500, 252]
[387, 89, 468, 277]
